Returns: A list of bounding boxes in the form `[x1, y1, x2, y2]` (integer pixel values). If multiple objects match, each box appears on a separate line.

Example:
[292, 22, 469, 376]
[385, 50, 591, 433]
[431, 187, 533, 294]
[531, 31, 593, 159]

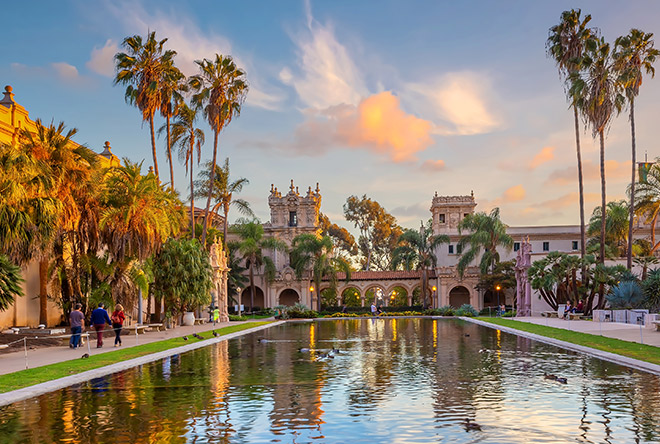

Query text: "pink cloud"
[420, 159, 446, 172]
[547, 160, 632, 185]
[529, 146, 555, 169]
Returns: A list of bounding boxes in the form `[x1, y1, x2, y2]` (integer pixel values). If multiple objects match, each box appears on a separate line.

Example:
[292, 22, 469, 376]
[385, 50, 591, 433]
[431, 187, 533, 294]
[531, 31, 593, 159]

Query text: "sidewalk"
[506, 316, 660, 347]
[0, 318, 271, 376]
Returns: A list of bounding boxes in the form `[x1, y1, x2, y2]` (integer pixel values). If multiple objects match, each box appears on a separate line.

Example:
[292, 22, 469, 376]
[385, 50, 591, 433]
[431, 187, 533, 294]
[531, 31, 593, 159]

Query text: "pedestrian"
[69, 303, 84, 349]
[371, 303, 377, 316]
[90, 302, 112, 348]
[111, 304, 125, 347]
[212, 306, 220, 325]
[341, 304, 347, 314]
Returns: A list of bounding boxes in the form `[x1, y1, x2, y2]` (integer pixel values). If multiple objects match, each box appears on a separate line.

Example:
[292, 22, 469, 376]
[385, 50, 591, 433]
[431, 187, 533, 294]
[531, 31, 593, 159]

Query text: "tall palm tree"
[457, 208, 513, 278]
[613, 29, 659, 269]
[586, 200, 630, 259]
[194, 158, 254, 248]
[161, 103, 205, 234]
[574, 38, 625, 264]
[392, 220, 449, 307]
[19, 120, 98, 325]
[189, 54, 248, 246]
[547, 9, 598, 267]
[232, 219, 287, 313]
[100, 159, 185, 306]
[114, 31, 177, 180]
[290, 234, 351, 312]
[158, 62, 186, 188]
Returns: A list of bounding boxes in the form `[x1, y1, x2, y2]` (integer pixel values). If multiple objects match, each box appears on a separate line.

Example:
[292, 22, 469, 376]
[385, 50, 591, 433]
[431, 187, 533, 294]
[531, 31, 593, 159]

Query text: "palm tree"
[634, 160, 660, 253]
[290, 234, 351, 312]
[613, 29, 659, 269]
[161, 103, 205, 234]
[586, 200, 630, 259]
[392, 220, 449, 307]
[100, 159, 185, 306]
[547, 9, 598, 267]
[232, 219, 287, 313]
[114, 31, 177, 180]
[457, 208, 513, 278]
[19, 120, 98, 325]
[194, 158, 254, 248]
[574, 38, 625, 264]
[189, 54, 248, 246]
[158, 61, 186, 188]
[0, 254, 24, 311]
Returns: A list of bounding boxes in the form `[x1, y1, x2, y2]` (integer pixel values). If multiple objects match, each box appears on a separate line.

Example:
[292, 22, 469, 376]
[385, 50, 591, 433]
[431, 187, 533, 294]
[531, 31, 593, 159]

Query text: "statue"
[209, 242, 230, 322]
[514, 237, 532, 317]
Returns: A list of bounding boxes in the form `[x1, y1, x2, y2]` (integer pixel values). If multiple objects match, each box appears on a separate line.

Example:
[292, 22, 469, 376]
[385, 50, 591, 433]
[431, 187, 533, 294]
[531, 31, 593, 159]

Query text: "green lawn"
[0, 322, 271, 394]
[476, 317, 660, 366]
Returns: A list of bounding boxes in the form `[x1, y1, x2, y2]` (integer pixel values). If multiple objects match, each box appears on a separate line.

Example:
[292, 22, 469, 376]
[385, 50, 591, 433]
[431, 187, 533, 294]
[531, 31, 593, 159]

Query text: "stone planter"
[182, 312, 195, 326]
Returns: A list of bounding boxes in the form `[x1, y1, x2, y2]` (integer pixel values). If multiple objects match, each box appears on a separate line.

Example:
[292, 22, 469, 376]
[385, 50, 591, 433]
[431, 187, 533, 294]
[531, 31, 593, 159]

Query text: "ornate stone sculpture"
[209, 241, 230, 322]
[514, 237, 532, 317]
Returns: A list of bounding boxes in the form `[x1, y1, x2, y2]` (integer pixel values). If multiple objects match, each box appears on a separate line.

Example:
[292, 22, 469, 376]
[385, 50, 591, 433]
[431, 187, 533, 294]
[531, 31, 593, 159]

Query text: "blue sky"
[4, 0, 660, 230]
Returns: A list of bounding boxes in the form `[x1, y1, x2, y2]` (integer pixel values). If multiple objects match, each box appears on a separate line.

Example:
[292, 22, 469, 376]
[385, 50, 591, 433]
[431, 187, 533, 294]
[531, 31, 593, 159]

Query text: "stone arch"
[341, 287, 362, 306]
[449, 285, 471, 308]
[241, 286, 265, 312]
[386, 285, 409, 307]
[364, 285, 387, 307]
[279, 288, 300, 307]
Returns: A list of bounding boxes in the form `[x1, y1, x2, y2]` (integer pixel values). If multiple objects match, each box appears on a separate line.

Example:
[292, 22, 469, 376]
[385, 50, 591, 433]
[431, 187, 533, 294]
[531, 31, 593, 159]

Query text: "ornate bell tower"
[267, 180, 321, 238]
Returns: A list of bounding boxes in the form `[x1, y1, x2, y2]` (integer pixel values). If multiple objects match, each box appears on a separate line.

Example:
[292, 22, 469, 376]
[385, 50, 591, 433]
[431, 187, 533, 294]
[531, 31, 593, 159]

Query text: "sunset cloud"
[503, 184, 526, 202]
[290, 91, 434, 161]
[86, 39, 118, 77]
[420, 159, 446, 172]
[547, 159, 632, 185]
[529, 146, 555, 169]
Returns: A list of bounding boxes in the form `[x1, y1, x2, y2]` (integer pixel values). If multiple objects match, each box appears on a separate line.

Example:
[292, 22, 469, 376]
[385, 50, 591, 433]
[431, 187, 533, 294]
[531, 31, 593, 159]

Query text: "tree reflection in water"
[1, 319, 660, 443]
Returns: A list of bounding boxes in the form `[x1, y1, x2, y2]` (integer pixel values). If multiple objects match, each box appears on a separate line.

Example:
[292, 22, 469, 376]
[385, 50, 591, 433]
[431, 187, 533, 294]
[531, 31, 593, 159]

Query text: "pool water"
[1, 318, 659, 443]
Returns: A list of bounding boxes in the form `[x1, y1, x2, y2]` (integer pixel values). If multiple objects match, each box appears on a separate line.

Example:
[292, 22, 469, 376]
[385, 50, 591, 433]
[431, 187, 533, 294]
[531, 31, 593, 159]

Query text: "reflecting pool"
[1, 318, 660, 443]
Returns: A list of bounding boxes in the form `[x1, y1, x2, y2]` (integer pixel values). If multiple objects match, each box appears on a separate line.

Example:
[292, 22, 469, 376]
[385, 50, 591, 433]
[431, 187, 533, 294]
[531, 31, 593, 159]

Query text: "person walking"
[69, 303, 84, 349]
[111, 304, 126, 347]
[212, 306, 220, 325]
[91, 303, 112, 348]
[371, 303, 377, 316]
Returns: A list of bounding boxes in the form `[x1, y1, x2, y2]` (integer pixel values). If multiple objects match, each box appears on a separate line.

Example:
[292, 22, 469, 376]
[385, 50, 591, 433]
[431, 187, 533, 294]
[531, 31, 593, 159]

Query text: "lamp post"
[310, 285, 315, 311]
[495, 284, 501, 316]
[237, 287, 242, 317]
[432, 286, 437, 309]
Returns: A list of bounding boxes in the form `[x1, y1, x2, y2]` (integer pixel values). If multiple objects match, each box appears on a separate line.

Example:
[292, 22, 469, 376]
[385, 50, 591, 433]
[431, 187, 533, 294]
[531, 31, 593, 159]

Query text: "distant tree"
[343, 195, 402, 271]
[586, 200, 630, 259]
[457, 208, 513, 277]
[547, 8, 599, 268]
[392, 220, 448, 307]
[319, 212, 357, 259]
[613, 29, 659, 269]
[189, 54, 248, 246]
[634, 160, 660, 253]
[290, 234, 351, 311]
[114, 31, 177, 179]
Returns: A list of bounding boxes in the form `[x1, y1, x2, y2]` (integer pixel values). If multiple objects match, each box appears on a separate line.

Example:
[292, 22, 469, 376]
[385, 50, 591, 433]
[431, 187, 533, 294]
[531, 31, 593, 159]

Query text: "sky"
[4, 0, 660, 231]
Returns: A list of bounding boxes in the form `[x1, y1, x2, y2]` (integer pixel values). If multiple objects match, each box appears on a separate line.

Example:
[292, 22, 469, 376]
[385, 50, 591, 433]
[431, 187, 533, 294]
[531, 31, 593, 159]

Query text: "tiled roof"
[325, 270, 434, 281]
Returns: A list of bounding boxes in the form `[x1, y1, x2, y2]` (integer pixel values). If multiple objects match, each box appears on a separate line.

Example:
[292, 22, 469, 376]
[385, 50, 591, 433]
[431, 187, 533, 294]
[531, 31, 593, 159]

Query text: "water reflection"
[1, 319, 660, 443]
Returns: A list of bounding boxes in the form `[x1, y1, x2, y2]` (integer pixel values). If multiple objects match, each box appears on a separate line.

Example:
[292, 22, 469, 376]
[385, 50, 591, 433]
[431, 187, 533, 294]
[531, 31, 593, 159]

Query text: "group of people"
[563, 299, 585, 319]
[68, 302, 125, 349]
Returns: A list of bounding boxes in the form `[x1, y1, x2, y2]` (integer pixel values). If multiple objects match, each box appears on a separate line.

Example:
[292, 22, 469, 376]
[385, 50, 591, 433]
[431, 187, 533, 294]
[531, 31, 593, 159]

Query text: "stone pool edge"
[461, 317, 660, 376]
[0, 321, 285, 407]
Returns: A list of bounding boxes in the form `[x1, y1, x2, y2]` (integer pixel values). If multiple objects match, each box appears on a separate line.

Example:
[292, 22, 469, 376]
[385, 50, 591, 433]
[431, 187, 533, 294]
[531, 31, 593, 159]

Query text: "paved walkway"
[0, 319, 271, 376]
[501, 316, 660, 346]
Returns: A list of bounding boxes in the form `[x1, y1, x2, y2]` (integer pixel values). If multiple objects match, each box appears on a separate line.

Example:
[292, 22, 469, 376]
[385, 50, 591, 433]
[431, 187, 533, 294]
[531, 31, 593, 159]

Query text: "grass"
[476, 317, 660, 366]
[0, 322, 271, 394]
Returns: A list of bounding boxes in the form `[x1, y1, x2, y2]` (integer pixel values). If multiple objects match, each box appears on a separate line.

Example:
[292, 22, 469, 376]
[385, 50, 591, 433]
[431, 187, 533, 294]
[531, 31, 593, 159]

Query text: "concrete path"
[511, 316, 660, 346]
[0, 318, 273, 376]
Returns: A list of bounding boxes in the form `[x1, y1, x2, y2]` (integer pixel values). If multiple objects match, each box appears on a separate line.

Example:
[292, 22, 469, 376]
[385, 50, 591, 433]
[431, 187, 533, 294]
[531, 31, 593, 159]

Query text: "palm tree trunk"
[573, 105, 586, 276]
[39, 259, 49, 326]
[599, 130, 606, 264]
[166, 114, 174, 188]
[316, 276, 322, 312]
[201, 131, 219, 246]
[223, 204, 229, 250]
[149, 115, 159, 179]
[248, 261, 255, 315]
[627, 100, 636, 270]
[189, 145, 195, 236]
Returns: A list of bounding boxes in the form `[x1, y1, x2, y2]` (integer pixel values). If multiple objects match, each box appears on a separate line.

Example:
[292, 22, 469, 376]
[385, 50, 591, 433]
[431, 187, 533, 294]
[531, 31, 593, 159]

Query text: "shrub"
[501, 310, 516, 317]
[284, 303, 319, 319]
[642, 269, 660, 312]
[455, 304, 478, 317]
[434, 306, 455, 316]
[607, 281, 644, 309]
[228, 315, 247, 321]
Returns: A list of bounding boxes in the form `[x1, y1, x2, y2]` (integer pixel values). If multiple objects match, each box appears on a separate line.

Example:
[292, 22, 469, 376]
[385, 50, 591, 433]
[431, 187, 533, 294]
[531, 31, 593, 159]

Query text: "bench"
[652, 321, 660, 332]
[130, 325, 148, 335]
[147, 323, 165, 332]
[542, 311, 558, 318]
[568, 313, 585, 320]
[194, 318, 206, 325]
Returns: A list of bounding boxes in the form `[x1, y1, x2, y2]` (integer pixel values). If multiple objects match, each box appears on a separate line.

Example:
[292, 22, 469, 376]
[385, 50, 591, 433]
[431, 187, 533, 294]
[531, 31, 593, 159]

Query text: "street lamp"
[432, 286, 437, 308]
[310, 285, 315, 310]
[236, 287, 242, 317]
[495, 284, 501, 316]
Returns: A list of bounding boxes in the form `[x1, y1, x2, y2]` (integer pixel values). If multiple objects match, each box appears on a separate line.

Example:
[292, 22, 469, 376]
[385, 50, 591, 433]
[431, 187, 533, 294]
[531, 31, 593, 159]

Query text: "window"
[456, 244, 462, 254]
[514, 242, 520, 252]
[448, 245, 454, 254]
[572, 241, 579, 251]
[289, 211, 298, 227]
[543, 241, 550, 252]
[464, 213, 469, 219]
[438, 214, 446, 223]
